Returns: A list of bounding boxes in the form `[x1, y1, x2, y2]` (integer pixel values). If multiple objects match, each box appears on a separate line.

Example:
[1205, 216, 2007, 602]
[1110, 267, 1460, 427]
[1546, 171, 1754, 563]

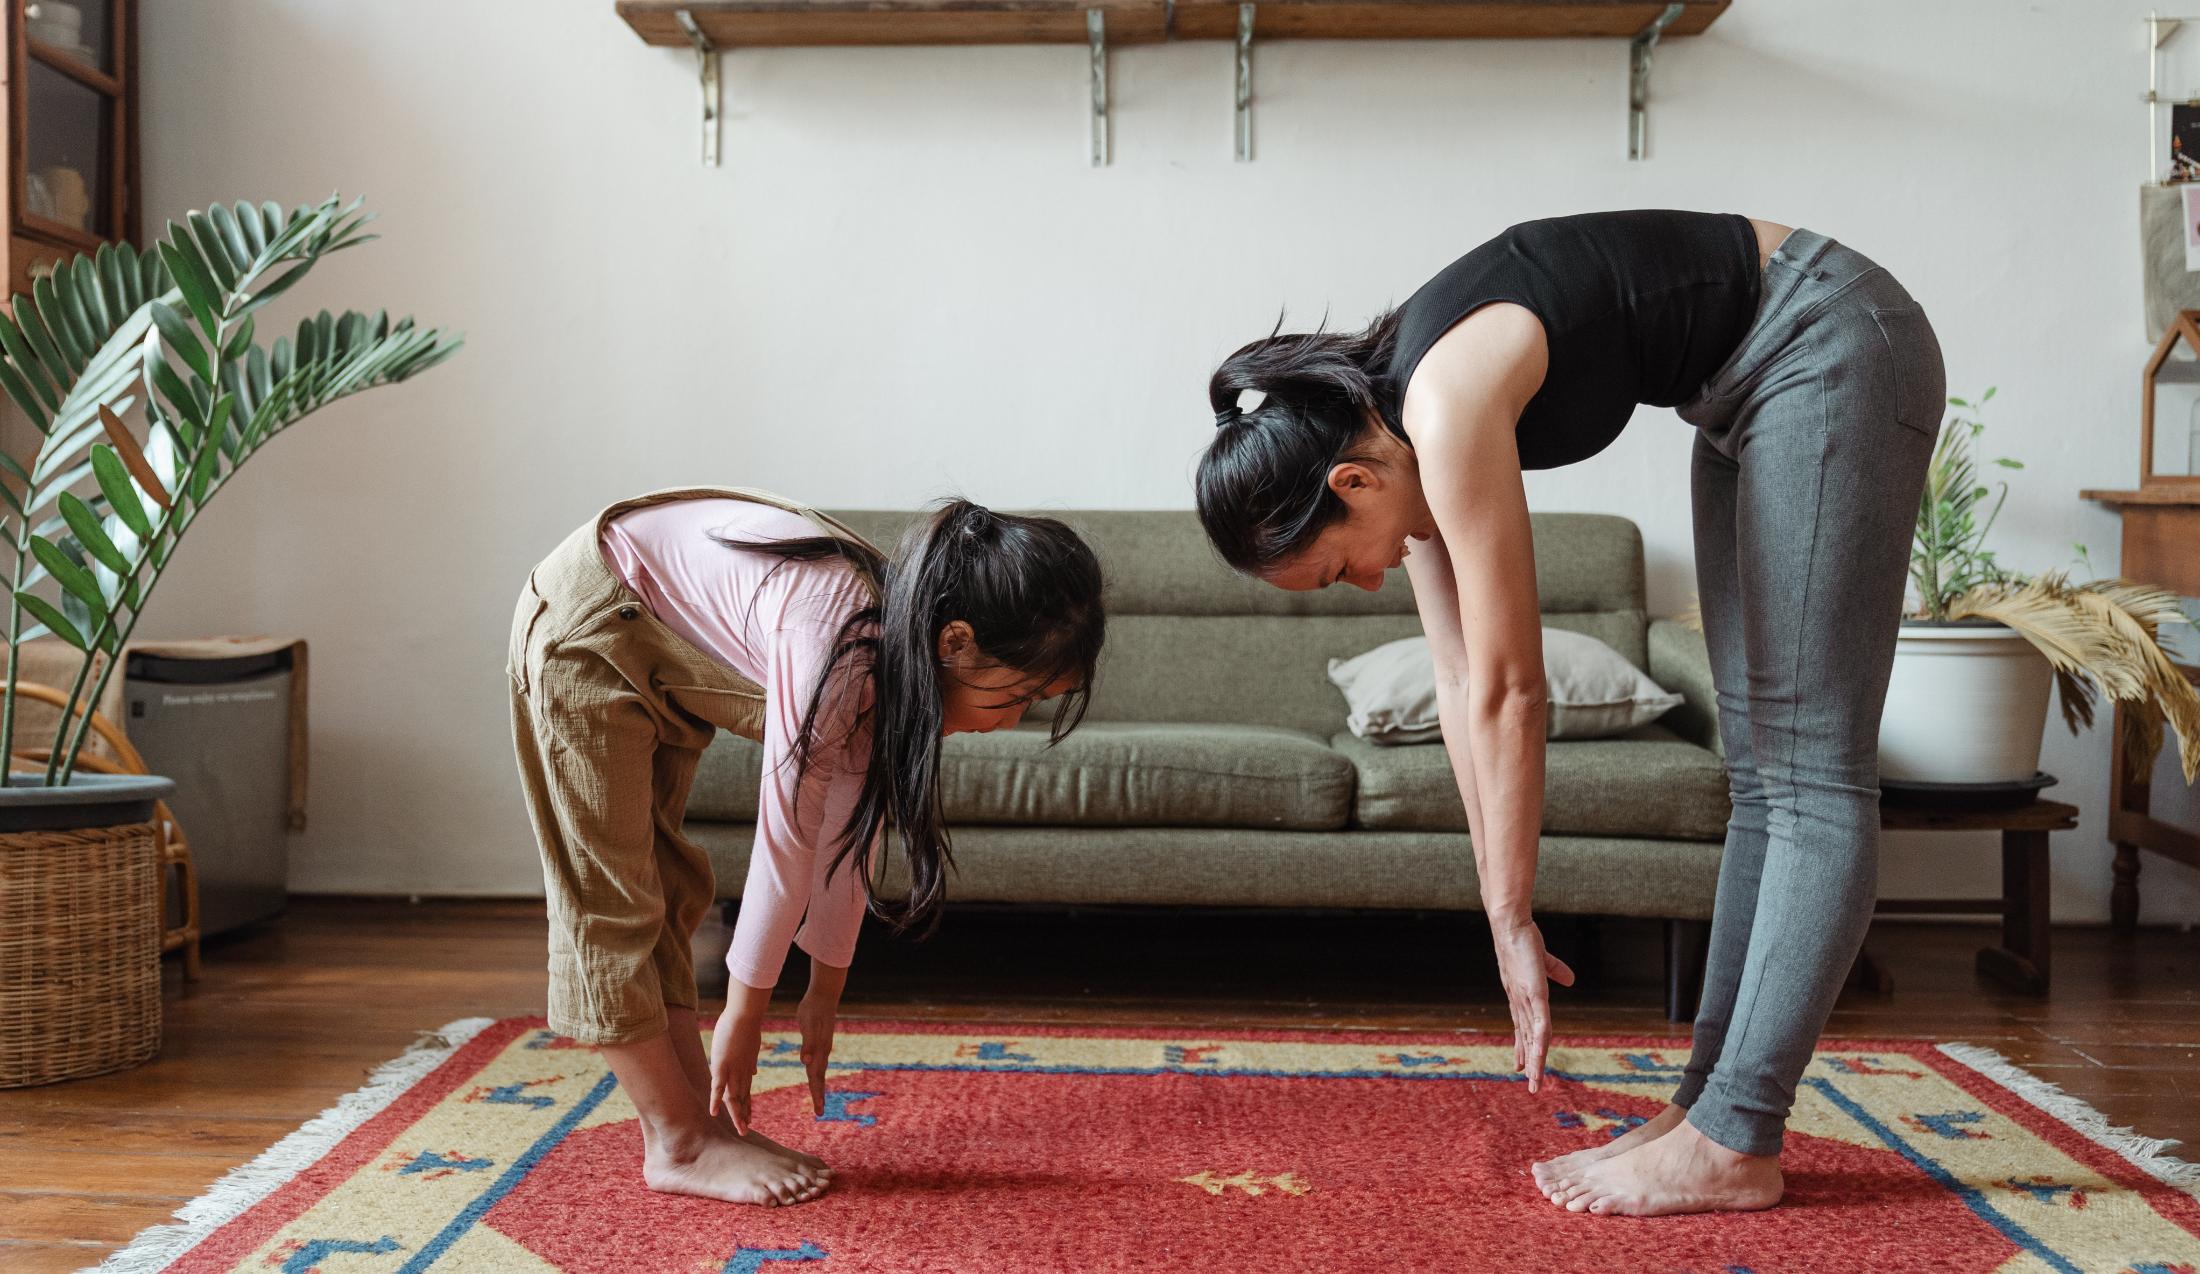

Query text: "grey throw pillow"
[1326, 629, 1683, 745]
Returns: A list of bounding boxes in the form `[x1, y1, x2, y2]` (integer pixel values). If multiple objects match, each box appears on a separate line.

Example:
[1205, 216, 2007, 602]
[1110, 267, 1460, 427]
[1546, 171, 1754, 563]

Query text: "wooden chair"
[9, 681, 201, 980]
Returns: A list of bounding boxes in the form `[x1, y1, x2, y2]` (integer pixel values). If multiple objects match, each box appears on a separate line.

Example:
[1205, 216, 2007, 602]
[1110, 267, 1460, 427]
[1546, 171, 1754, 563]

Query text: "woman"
[509, 488, 1104, 1206]
[1195, 211, 1943, 1216]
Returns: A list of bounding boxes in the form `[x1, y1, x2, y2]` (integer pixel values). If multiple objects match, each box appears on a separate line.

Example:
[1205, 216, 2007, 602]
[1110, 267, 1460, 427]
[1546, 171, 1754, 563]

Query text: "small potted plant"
[0, 197, 459, 1086]
[1879, 389, 2200, 791]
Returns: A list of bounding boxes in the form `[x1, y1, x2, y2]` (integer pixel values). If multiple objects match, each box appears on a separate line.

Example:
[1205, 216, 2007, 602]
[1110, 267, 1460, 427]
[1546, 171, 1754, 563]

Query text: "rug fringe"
[91, 1016, 498, 1274]
[1939, 1041, 2200, 1200]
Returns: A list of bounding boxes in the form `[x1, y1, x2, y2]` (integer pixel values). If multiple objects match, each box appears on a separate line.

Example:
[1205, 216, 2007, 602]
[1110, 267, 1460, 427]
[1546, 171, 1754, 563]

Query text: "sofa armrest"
[1649, 618, 1722, 758]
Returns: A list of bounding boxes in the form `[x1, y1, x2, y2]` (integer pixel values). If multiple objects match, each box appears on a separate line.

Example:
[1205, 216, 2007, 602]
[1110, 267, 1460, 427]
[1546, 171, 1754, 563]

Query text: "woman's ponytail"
[1198, 308, 1401, 573]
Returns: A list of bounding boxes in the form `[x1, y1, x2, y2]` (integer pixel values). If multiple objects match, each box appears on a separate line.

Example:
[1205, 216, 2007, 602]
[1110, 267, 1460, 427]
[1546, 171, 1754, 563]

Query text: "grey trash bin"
[124, 645, 301, 936]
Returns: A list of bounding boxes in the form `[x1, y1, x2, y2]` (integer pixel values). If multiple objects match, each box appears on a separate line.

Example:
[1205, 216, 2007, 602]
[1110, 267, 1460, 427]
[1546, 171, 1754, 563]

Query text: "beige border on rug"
[93, 1016, 498, 1274]
[1939, 1041, 2200, 1200]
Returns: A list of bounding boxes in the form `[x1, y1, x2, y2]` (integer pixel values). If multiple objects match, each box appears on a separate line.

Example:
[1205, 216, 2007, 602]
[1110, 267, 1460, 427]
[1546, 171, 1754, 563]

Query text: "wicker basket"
[0, 820, 162, 1087]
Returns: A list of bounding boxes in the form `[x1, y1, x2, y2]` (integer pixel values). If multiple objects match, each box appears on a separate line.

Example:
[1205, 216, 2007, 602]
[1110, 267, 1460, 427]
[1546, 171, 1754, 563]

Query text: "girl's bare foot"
[643, 1126, 830, 1207]
[741, 1127, 831, 1177]
[659, 1008, 833, 1179]
[1532, 1102, 1686, 1201]
[1562, 1119, 1783, 1217]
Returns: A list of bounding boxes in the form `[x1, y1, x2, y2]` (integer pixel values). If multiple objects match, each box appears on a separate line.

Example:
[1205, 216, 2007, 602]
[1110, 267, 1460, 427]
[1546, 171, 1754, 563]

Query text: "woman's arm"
[1402, 534, 1489, 868]
[1401, 302, 1573, 1089]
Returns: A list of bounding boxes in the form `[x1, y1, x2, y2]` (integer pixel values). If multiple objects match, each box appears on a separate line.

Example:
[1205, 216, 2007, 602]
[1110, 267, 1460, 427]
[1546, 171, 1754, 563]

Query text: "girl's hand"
[1491, 916, 1574, 1093]
[708, 986, 770, 1135]
[796, 992, 839, 1116]
[799, 961, 848, 1117]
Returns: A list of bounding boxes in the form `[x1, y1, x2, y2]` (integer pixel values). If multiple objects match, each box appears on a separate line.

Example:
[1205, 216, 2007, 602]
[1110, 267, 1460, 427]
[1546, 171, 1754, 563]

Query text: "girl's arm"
[725, 628, 869, 992]
[714, 623, 870, 1128]
[1400, 301, 1574, 1091]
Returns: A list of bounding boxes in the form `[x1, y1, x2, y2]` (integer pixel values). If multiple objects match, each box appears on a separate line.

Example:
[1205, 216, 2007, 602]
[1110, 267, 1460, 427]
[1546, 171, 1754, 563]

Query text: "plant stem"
[50, 438, 221, 785]
[1, 580, 22, 775]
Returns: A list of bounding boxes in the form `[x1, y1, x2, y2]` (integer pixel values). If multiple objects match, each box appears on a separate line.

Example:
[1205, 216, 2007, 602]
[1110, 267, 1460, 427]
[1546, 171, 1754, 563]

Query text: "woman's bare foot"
[1532, 1102, 1686, 1201]
[643, 1125, 830, 1207]
[1561, 1119, 1782, 1216]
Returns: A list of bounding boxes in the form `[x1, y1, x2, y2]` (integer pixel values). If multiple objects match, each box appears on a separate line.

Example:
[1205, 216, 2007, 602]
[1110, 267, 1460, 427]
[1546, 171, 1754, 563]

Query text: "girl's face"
[935, 620, 1077, 735]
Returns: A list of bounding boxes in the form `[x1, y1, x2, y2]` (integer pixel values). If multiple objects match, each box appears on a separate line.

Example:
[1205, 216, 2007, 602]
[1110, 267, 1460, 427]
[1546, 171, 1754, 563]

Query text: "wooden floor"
[2, 899, 2196, 1271]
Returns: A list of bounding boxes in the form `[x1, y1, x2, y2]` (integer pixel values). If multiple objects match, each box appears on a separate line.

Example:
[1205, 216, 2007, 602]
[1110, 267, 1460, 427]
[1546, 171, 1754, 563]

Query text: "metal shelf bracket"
[1089, 10, 1110, 167]
[1235, 3, 1255, 162]
[676, 8, 722, 167]
[1628, 2, 1685, 161]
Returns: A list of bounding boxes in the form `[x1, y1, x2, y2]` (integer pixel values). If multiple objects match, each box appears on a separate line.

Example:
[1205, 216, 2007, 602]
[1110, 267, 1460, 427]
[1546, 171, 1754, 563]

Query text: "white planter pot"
[1878, 622, 2054, 784]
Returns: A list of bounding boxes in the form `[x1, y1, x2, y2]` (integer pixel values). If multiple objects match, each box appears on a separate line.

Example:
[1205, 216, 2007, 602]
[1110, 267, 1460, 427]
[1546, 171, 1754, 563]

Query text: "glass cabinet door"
[22, 57, 112, 237]
[23, 1, 109, 75]
[15, 0, 124, 246]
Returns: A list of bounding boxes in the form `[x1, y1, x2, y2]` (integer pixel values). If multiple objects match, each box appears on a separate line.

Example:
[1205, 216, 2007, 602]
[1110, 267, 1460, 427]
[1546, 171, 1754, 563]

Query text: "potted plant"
[0, 196, 459, 1086]
[1879, 389, 2200, 789]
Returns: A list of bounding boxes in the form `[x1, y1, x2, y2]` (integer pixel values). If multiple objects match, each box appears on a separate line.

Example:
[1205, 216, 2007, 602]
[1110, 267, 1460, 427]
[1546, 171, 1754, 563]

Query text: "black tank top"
[1380, 210, 1762, 469]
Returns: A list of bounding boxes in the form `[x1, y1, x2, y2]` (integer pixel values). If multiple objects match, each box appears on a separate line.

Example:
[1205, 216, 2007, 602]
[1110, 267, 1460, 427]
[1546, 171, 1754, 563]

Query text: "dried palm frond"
[1947, 575, 2200, 783]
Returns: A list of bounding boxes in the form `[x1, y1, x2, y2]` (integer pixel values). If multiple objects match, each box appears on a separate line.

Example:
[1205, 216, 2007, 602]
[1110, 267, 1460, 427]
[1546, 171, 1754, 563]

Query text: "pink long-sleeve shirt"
[600, 498, 874, 991]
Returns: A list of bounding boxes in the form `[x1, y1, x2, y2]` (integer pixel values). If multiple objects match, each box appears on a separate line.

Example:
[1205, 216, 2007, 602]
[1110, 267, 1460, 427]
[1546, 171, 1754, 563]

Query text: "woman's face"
[935, 621, 1077, 735]
[1264, 451, 1435, 593]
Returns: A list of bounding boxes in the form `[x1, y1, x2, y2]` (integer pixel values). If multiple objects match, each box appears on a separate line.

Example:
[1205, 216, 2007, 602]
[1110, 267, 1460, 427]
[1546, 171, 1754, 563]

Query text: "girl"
[509, 488, 1104, 1207]
[1194, 212, 1943, 1216]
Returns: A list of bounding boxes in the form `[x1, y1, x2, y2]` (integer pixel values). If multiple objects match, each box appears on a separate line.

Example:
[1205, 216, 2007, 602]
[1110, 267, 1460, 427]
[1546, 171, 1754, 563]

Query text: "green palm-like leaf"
[88, 447, 153, 540]
[15, 592, 84, 650]
[58, 492, 129, 578]
[0, 194, 459, 781]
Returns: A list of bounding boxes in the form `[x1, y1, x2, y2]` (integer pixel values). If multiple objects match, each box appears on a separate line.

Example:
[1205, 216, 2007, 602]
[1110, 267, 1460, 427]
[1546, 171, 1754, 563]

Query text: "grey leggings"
[1668, 228, 1946, 1156]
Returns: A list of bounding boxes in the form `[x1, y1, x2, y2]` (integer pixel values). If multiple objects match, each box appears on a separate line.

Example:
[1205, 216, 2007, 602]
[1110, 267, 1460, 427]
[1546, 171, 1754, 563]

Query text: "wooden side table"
[2079, 486, 2200, 931]
[1865, 796, 2080, 996]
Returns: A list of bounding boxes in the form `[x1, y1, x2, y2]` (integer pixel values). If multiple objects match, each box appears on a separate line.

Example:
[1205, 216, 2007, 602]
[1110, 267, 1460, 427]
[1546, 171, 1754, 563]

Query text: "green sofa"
[683, 510, 1731, 1019]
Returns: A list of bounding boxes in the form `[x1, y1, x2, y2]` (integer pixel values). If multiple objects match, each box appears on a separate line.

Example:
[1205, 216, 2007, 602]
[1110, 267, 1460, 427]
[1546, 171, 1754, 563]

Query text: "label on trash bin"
[153, 689, 282, 708]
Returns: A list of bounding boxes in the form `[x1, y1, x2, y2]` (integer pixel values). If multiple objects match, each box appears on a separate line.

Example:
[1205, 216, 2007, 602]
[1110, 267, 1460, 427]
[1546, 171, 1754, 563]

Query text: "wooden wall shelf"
[616, 1, 1728, 47]
[614, 0, 1730, 165]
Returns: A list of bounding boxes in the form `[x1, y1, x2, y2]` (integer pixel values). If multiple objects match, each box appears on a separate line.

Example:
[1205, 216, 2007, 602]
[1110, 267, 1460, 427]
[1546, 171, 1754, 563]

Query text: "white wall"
[133, 0, 2200, 923]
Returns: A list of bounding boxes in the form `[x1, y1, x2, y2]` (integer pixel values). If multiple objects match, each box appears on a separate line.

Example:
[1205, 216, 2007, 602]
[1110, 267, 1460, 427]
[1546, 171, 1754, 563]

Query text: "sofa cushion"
[685, 824, 1725, 920]
[825, 511, 1650, 735]
[690, 735, 765, 822]
[943, 722, 1354, 830]
[1333, 725, 1730, 840]
[689, 722, 1357, 831]
[1326, 629, 1683, 745]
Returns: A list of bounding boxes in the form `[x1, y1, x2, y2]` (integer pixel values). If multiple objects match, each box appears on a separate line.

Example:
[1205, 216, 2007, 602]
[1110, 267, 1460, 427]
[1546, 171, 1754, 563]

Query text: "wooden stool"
[8, 682, 201, 981]
[1861, 792, 2079, 996]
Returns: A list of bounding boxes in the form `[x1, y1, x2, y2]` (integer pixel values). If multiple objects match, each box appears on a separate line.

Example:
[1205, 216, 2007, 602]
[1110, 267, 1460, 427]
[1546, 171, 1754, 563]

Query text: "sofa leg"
[1664, 920, 1710, 1023]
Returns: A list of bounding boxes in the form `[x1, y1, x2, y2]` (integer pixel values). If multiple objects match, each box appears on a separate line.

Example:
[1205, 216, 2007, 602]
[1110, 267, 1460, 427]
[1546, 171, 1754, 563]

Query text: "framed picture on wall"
[2171, 103, 2200, 181]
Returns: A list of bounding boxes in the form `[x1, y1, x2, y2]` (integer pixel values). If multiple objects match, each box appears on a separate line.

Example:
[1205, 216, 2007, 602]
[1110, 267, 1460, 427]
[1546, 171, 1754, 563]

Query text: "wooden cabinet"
[1, 0, 138, 300]
[2078, 486, 2200, 929]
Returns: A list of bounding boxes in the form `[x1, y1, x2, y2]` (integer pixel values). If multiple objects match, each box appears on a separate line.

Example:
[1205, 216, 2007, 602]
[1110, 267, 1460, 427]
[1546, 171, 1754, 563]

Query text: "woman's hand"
[708, 984, 771, 1135]
[799, 961, 848, 1116]
[1491, 916, 1575, 1093]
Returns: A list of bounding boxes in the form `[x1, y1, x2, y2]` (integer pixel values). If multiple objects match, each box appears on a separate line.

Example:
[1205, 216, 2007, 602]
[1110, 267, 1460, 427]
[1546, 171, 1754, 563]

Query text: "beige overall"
[507, 487, 878, 1045]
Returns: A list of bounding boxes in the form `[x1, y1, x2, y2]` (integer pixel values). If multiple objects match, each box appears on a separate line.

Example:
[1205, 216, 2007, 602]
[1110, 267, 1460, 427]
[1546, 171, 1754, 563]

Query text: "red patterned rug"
[103, 1018, 2200, 1272]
